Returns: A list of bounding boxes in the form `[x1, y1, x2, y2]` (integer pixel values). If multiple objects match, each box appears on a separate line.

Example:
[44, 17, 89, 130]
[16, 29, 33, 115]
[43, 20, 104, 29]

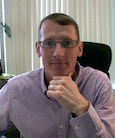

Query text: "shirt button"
[75, 125, 79, 130]
[59, 124, 64, 128]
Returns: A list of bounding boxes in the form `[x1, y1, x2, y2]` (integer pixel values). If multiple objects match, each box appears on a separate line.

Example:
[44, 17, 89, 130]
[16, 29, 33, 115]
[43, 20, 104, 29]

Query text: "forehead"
[39, 20, 78, 40]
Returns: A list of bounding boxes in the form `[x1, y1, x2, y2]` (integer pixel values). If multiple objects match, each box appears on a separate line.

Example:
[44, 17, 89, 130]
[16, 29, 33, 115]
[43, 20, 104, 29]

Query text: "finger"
[49, 83, 66, 93]
[48, 85, 55, 91]
[53, 75, 71, 80]
[47, 90, 57, 99]
[49, 80, 60, 85]
[68, 72, 72, 78]
[53, 76, 62, 80]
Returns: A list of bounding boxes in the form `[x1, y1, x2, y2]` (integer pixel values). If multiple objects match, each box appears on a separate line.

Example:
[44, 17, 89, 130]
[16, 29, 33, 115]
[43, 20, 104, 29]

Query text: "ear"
[77, 41, 84, 57]
[36, 41, 41, 57]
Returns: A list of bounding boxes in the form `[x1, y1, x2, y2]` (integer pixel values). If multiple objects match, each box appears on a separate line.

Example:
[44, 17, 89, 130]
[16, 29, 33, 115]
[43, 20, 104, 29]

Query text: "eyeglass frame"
[39, 40, 79, 48]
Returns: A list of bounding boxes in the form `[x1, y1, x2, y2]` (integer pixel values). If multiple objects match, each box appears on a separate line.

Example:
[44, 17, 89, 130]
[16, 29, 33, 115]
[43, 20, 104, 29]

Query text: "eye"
[45, 41, 55, 47]
[62, 40, 71, 47]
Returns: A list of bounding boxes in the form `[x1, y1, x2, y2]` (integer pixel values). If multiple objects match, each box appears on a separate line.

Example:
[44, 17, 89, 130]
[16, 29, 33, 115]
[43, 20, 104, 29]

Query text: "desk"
[0, 73, 14, 88]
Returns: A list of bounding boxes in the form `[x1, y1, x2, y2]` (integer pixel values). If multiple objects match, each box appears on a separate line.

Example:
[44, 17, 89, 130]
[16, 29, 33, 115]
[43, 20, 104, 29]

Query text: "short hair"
[38, 13, 80, 41]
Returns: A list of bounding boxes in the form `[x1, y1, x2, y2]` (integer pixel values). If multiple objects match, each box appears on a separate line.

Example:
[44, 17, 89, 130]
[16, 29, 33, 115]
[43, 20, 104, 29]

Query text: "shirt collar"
[41, 67, 48, 94]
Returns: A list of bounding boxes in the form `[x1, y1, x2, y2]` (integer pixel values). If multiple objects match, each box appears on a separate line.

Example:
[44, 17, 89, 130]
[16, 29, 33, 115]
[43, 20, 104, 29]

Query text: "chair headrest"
[78, 42, 112, 77]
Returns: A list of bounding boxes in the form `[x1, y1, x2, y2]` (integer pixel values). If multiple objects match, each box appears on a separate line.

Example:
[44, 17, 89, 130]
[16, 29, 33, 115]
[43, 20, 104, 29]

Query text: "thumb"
[68, 72, 72, 78]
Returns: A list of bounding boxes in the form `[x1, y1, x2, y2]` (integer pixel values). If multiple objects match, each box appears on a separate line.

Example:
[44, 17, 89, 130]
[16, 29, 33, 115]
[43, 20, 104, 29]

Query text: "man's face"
[36, 20, 83, 83]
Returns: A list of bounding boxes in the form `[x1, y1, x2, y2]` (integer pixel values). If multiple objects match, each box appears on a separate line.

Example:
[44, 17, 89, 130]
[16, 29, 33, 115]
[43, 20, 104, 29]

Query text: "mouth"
[50, 59, 68, 67]
[51, 59, 67, 64]
[51, 62, 68, 65]
[51, 62, 66, 64]
[50, 62, 68, 68]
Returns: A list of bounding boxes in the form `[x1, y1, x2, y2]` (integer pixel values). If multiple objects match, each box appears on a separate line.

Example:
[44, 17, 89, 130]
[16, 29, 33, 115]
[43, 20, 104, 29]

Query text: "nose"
[53, 43, 65, 58]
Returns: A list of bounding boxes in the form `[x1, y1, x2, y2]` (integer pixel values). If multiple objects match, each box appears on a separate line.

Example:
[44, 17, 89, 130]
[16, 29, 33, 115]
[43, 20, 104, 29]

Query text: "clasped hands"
[47, 73, 90, 116]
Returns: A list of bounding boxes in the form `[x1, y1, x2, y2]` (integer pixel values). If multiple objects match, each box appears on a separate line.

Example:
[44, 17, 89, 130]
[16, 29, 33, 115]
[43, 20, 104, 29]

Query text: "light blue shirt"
[0, 64, 115, 138]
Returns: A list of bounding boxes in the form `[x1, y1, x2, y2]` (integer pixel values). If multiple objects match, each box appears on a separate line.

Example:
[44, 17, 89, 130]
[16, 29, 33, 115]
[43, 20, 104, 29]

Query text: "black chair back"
[78, 42, 112, 78]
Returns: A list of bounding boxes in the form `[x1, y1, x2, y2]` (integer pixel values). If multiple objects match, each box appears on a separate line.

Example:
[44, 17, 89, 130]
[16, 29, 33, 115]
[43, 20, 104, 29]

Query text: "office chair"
[78, 42, 112, 78]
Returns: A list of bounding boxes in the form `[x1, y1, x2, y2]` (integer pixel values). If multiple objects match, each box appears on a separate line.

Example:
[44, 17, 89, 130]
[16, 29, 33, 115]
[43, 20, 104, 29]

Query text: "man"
[0, 13, 115, 138]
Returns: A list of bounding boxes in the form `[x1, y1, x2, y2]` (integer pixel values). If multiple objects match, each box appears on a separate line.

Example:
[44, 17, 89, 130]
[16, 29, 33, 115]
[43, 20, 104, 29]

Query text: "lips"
[50, 58, 68, 67]
[51, 62, 66, 64]
[50, 61, 67, 65]
[51, 59, 67, 64]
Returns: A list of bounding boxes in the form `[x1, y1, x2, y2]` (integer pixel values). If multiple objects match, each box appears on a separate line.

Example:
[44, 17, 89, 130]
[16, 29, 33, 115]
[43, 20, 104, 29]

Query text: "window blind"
[3, 0, 115, 89]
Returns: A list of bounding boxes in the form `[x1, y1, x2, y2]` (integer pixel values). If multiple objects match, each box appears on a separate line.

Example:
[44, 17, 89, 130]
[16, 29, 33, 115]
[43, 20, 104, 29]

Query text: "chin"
[52, 71, 68, 76]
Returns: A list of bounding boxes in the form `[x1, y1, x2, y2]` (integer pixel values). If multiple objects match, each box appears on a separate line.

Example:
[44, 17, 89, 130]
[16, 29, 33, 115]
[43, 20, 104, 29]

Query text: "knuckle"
[60, 80, 66, 86]
[56, 91, 63, 99]
[57, 85, 63, 90]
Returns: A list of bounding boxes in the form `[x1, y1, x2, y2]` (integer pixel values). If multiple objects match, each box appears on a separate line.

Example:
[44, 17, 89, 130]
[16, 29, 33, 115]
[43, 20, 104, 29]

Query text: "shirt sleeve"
[0, 83, 13, 136]
[69, 67, 115, 138]
[70, 103, 115, 138]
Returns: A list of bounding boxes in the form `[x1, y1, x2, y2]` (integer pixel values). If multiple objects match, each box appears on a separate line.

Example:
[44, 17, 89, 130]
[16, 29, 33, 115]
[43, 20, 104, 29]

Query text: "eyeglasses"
[39, 40, 79, 48]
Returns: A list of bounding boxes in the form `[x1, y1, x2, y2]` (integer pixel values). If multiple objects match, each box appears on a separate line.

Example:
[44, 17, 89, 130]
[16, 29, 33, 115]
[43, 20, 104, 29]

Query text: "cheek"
[41, 51, 52, 65]
[67, 51, 78, 67]
[67, 50, 77, 61]
[70, 55, 77, 65]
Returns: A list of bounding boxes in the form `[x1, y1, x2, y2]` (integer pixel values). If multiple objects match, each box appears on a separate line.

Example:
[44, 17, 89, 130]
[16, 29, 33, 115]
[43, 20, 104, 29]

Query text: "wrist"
[73, 101, 90, 116]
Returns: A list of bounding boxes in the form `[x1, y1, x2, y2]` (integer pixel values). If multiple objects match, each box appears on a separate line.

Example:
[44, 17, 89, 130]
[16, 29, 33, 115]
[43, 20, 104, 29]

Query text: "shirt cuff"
[70, 103, 98, 137]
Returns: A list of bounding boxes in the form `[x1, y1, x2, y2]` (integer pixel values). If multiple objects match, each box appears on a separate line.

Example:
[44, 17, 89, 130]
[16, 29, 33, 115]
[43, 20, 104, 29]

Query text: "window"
[1, 0, 115, 89]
